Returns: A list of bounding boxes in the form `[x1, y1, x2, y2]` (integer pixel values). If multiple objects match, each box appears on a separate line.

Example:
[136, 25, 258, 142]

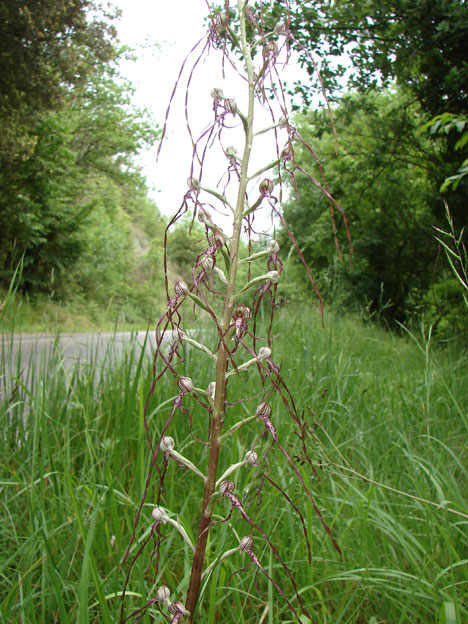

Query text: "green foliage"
[0, 58, 161, 306]
[0, 0, 118, 162]
[423, 113, 468, 191]
[0, 1, 167, 324]
[259, 0, 468, 320]
[282, 89, 441, 324]
[166, 218, 207, 284]
[260, 0, 468, 118]
[2, 308, 467, 622]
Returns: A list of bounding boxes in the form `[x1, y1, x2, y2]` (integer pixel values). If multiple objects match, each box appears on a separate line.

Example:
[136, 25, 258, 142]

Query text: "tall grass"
[1, 309, 467, 623]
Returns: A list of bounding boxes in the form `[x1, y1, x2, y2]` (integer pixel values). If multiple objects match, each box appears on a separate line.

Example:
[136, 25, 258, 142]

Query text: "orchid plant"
[120, 1, 348, 622]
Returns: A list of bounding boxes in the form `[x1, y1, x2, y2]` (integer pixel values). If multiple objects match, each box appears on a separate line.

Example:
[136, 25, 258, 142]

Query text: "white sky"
[110, 0, 311, 234]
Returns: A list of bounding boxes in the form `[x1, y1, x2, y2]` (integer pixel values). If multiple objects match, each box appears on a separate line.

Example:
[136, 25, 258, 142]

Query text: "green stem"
[185, 2, 255, 620]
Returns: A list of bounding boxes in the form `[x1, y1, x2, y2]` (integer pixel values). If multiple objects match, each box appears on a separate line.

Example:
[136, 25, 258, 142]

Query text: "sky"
[110, 0, 310, 234]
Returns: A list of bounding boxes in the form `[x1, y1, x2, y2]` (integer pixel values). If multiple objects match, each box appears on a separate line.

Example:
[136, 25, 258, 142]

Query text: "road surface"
[0, 331, 159, 407]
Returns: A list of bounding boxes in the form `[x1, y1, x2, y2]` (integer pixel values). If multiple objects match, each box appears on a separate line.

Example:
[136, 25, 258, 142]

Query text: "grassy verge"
[1, 307, 467, 622]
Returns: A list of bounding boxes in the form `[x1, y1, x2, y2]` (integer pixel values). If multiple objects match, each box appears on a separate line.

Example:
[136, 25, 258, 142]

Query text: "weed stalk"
[121, 2, 348, 622]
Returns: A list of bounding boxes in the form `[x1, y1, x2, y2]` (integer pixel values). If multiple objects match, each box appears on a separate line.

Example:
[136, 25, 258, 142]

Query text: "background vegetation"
[1, 308, 467, 622]
[1, 0, 467, 335]
[1, 1, 467, 622]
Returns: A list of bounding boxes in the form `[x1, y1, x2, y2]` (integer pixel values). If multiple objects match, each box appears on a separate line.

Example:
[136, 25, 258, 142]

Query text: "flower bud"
[233, 305, 251, 320]
[239, 535, 253, 551]
[197, 207, 213, 225]
[225, 145, 238, 160]
[267, 239, 280, 254]
[209, 231, 225, 248]
[256, 402, 272, 419]
[178, 377, 194, 393]
[266, 270, 280, 284]
[219, 480, 235, 496]
[211, 87, 225, 100]
[187, 176, 200, 190]
[110, 535, 117, 549]
[213, 11, 229, 33]
[259, 178, 274, 196]
[281, 143, 294, 162]
[279, 116, 288, 128]
[157, 585, 171, 603]
[152, 506, 169, 524]
[169, 601, 189, 616]
[224, 98, 238, 115]
[257, 346, 271, 361]
[274, 21, 288, 35]
[174, 280, 188, 296]
[201, 255, 214, 272]
[244, 450, 258, 466]
[160, 436, 175, 453]
[171, 327, 186, 343]
[264, 41, 279, 57]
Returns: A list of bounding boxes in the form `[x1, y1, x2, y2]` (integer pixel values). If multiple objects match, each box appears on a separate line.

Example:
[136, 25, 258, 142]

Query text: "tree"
[0, 66, 159, 293]
[0, 0, 118, 163]
[282, 89, 441, 324]
[259, 0, 468, 115]
[259, 0, 468, 220]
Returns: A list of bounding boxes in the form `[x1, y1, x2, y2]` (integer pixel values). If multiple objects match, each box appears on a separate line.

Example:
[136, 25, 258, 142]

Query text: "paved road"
[2, 331, 158, 370]
[0, 331, 159, 404]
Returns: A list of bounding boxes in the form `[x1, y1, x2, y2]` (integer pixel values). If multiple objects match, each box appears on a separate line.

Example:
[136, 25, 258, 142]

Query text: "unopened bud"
[174, 280, 188, 296]
[201, 255, 214, 272]
[209, 231, 225, 247]
[110, 535, 117, 549]
[264, 41, 279, 57]
[224, 98, 238, 115]
[152, 506, 169, 524]
[169, 601, 189, 617]
[239, 535, 253, 551]
[256, 402, 272, 419]
[281, 143, 294, 162]
[233, 305, 251, 320]
[219, 480, 235, 496]
[171, 327, 186, 342]
[178, 377, 194, 393]
[211, 87, 225, 100]
[187, 176, 200, 190]
[244, 450, 258, 466]
[198, 207, 213, 225]
[157, 585, 171, 603]
[279, 116, 288, 128]
[225, 145, 238, 160]
[267, 239, 280, 254]
[257, 346, 271, 361]
[214, 11, 229, 33]
[160, 436, 175, 453]
[266, 270, 280, 284]
[259, 178, 274, 196]
[274, 21, 288, 35]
